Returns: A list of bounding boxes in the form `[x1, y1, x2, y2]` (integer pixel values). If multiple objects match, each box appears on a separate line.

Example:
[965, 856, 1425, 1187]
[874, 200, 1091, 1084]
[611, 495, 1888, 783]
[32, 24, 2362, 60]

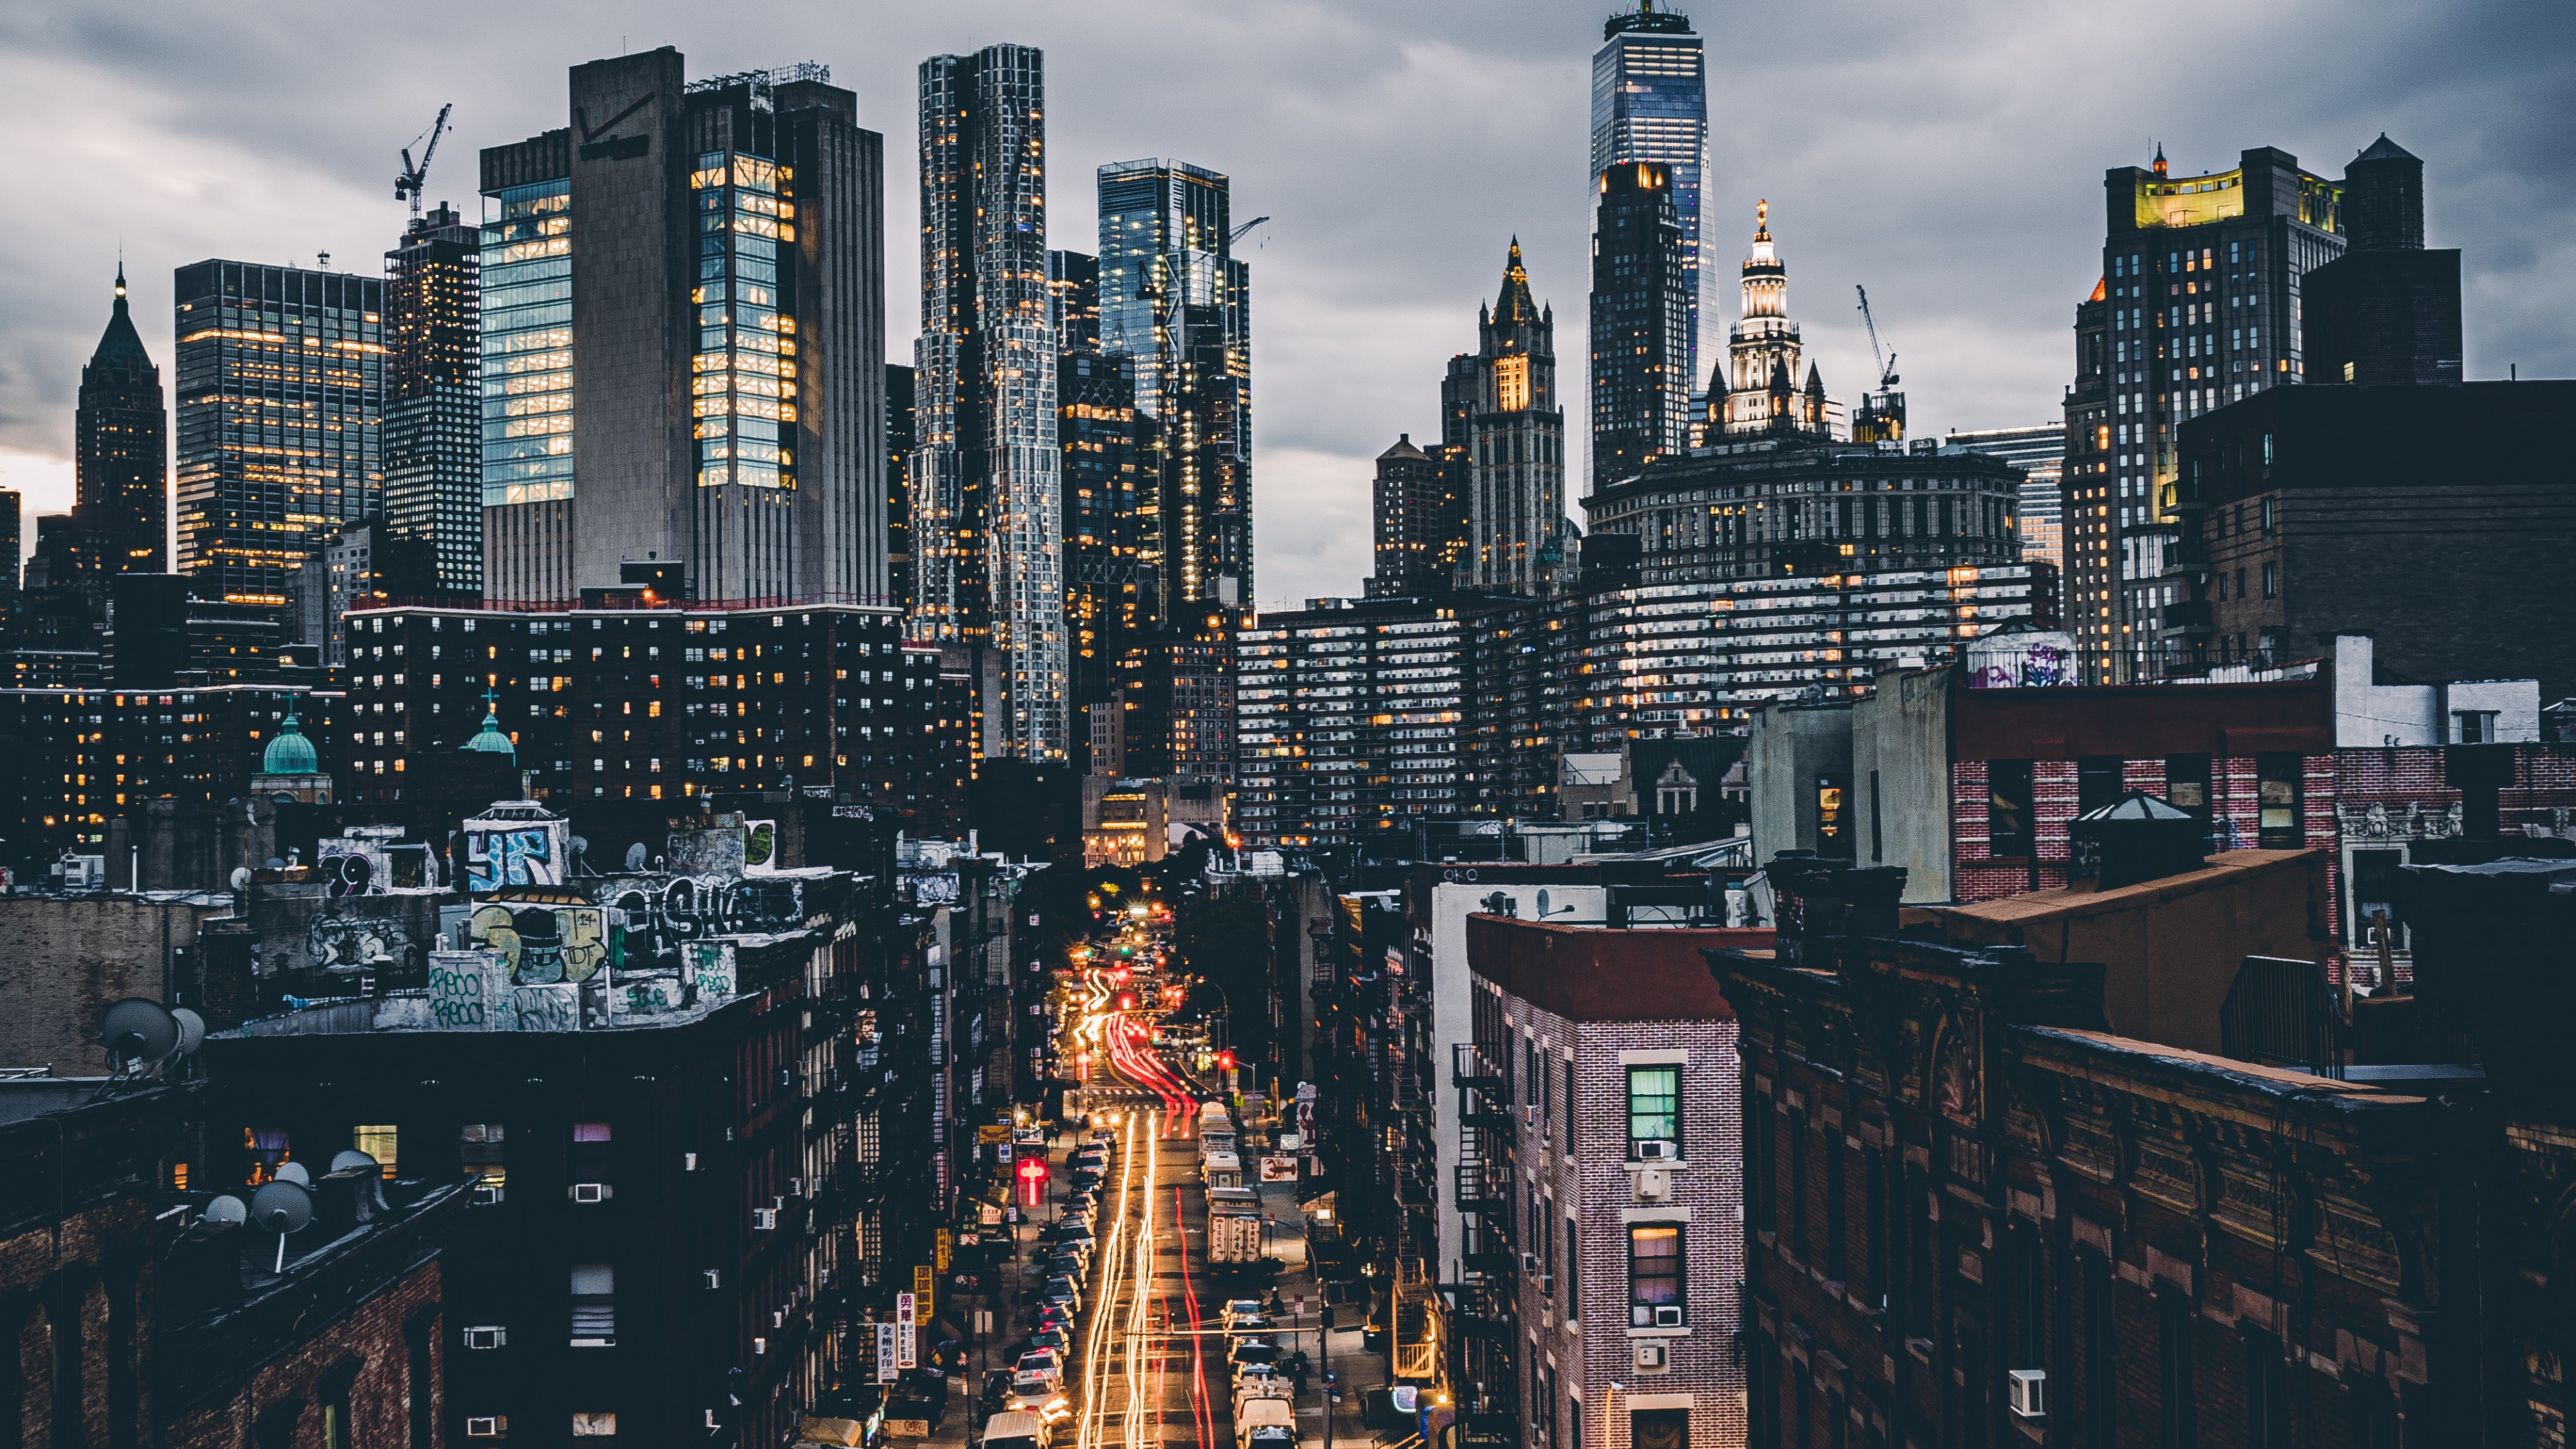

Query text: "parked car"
[1015, 1349, 1065, 1389]
[1220, 1299, 1266, 1330]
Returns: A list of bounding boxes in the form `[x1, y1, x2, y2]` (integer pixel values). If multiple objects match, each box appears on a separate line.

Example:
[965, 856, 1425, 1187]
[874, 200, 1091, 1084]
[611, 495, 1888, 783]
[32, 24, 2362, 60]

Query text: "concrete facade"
[1746, 700, 1853, 865]
[0, 893, 227, 1073]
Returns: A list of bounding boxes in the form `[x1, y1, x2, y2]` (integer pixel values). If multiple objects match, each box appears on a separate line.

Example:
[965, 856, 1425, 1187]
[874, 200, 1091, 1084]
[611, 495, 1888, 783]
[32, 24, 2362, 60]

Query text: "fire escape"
[1386, 981, 1442, 1383]
[1446, 1042, 1519, 1446]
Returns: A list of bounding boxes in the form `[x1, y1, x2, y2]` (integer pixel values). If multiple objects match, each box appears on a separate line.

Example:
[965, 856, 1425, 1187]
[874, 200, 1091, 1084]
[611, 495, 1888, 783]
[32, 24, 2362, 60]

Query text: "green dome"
[260, 709, 319, 775]
[463, 704, 516, 759]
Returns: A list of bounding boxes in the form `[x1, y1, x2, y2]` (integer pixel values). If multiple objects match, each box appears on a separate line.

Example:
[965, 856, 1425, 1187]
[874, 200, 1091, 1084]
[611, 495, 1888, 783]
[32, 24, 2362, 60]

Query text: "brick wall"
[161, 1256, 443, 1448]
[0, 896, 219, 1073]
[1495, 987, 1746, 1449]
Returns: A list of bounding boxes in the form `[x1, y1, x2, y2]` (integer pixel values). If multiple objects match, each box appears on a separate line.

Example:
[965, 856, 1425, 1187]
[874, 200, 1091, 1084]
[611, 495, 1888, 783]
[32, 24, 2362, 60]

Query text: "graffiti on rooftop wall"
[595, 872, 807, 972]
[460, 808, 570, 894]
[466, 903, 612, 985]
[307, 915, 421, 977]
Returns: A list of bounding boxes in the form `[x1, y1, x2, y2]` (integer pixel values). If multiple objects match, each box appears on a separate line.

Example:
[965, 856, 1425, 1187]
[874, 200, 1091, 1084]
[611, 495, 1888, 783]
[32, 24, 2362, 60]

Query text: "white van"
[982, 1410, 1050, 1449]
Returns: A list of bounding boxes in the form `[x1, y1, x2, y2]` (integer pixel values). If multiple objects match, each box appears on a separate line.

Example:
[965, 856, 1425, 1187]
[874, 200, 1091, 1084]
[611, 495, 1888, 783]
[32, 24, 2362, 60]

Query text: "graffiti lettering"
[427, 955, 491, 1030]
[465, 825, 562, 893]
[511, 984, 580, 1032]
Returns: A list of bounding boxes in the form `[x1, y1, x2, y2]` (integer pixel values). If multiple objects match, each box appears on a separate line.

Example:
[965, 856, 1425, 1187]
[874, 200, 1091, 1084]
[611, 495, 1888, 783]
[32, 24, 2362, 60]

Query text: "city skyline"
[1, 1, 2569, 610]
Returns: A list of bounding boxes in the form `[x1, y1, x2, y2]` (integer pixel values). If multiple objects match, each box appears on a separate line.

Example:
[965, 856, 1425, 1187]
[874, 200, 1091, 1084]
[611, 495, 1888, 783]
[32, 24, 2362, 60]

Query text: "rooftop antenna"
[395, 102, 455, 221]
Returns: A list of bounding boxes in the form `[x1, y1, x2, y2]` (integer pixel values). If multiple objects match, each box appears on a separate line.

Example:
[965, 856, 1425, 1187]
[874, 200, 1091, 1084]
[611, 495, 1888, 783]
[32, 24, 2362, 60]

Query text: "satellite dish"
[570, 835, 589, 867]
[171, 1008, 206, 1056]
[250, 1180, 313, 1234]
[1537, 889, 1552, 918]
[625, 841, 648, 871]
[272, 1161, 313, 1187]
[265, 857, 286, 870]
[329, 1149, 380, 1176]
[99, 998, 180, 1067]
[203, 1195, 248, 1230]
[230, 867, 252, 892]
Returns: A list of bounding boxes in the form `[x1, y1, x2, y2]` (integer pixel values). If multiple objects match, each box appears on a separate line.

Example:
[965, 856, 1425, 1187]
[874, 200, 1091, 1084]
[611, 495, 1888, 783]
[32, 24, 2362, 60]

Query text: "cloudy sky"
[2, 0, 2568, 606]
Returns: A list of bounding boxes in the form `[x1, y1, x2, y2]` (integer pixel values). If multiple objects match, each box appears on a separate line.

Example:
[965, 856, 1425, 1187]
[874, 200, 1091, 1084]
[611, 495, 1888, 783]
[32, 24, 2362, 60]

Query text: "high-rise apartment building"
[2061, 144, 2344, 680]
[914, 43, 1067, 761]
[1097, 158, 1253, 612]
[1060, 352, 1152, 712]
[1366, 434, 1465, 598]
[1592, 1, 1710, 388]
[1716, 202, 1829, 440]
[76, 266, 168, 578]
[1589, 162, 1691, 486]
[174, 260, 383, 605]
[382, 204, 482, 598]
[479, 52, 888, 608]
[1446, 242, 1566, 595]
[886, 362, 914, 613]
[1941, 425, 2064, 570]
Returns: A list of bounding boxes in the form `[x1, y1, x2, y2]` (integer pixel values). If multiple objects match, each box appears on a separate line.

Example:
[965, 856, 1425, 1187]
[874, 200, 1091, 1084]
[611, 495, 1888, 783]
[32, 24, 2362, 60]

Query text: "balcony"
[1462, 1248, 1516, 1278]
[1450, 1042, 1503, 1093]
[1453, 1166, 1507, 1216]
[2160, 599, 2214, 637]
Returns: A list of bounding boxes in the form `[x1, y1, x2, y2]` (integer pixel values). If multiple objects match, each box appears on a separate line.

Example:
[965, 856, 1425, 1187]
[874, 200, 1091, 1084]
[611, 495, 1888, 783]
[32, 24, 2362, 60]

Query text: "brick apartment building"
[1748, 635, 2576, 981]
[1709, 857, 2479, 1449]
[1458, 916, 1766, 1449]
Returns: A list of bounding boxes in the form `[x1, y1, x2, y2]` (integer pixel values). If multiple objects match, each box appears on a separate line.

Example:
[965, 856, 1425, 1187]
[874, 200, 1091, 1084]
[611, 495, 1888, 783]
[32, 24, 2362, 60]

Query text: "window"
[1863, 1147, 1888, 1309]
[2163, 753, 2211, 815]
[352, 1124, 398, 1179]
[1869, 770, 1884, 863]
[2008, 1223, 2045, 1366]
[1825, 1126, 1847, 1283]
[2077, 755, 2126, 814]
[2157, 1287, 2196, 1449]
[460, 1123, 504, 1187]
[2245, 1327, 2288, 1449]
[1633, 1408, 1688, 1449]
[1627, 1065, 1678, 1154]
[2256, 753, 2304, 849]
[1627, 1223, 1683, 1325]
[1816, 772, 1849, 855]
[1988, 760, 2035, 857]
[1750, 1095, 1776, 1233]
[2261, 560, 2278, 599]
[2453, 710, 2498, 745]
[1789, 1110, 1811, 1258]
[571, 1263, 616, 1345]
[1564, 1212, 1579, 1318]
[572, 1413, 618, 1436]
[2084, 1252, 2115, 1447]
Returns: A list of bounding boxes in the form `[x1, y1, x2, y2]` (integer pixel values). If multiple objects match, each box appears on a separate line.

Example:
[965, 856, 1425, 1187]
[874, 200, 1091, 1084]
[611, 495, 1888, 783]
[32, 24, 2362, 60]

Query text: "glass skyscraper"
[172, 260, 384, 605]
[1592, 3, 1710, 390]
[1589, 161, 1690, 486]
[478, 52, 887, 608]
[916, 43, 1067, 760]
[384, 203, 483, 597]
[1096, 158, 1252, 613]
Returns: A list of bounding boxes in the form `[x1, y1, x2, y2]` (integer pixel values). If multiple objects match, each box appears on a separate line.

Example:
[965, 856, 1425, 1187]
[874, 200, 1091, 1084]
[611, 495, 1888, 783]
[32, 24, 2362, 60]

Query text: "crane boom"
[1854, 284, 1898, 388]
[1228, 215, 1271, 247]
[395, 103, 455, 221]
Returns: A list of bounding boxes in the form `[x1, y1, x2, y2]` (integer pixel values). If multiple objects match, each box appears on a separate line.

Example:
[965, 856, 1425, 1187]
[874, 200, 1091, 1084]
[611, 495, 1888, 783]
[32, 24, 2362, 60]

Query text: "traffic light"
[1217, 1051, 1236, 1070]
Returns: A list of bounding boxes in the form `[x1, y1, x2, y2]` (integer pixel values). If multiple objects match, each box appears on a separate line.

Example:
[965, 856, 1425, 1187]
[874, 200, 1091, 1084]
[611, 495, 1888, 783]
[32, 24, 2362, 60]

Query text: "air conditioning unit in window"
[1520, 1252, 1540, 1274]
[1635, 1140, 1678, 1162]
[703, 1269, 722, 1290]
[2008, 1369, 2046, 1420]
[571, 1183, 608, 1203]
[462, 1326, 506, 1350]
[1653, 1305, 1685, 1328]
[788, 1177, 804, 1197]
[1635, 1167, 1671, 1202]
[465, 1418, 504, 1438]
[753, 1208, 777, 1230]
[1633, 1342, 1668, 1371]
[470, 1183, 505, 1207]
[753, 1336, 767, 1356]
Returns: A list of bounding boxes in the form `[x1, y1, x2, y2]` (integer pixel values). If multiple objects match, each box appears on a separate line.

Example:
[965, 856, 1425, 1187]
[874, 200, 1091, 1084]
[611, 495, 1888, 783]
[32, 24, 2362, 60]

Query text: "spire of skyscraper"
[71, 262, 167, 577]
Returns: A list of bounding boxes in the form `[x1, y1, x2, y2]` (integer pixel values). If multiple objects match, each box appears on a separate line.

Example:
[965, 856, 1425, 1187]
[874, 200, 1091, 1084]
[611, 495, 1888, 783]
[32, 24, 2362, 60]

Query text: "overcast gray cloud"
[3, 0, 2569, 606]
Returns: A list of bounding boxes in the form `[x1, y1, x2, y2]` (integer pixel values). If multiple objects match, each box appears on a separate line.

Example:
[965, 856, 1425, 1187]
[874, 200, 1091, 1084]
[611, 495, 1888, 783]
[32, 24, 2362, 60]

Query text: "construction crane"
[1228, 215, 1271, 248]
[1854, 284, 1898, 390]
[394, 103, 455, 221]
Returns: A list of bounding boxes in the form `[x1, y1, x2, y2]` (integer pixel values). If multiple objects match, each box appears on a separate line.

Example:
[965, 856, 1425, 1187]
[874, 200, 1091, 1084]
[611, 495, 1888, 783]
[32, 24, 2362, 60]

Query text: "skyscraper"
[1446, 241, 1566, 595]
[1059, 352, 1150, 714]
[1097, 158, 1253, 612]
[1716, 201, 1829, 441]
[2061, 144, 2344, 680]
[1366, 434, 1465, 598]
[1588, 161, 1690, 486]
[174, 260, 383, 604]
[1592, 2, 1709, 388]
[382, 203, 482, 598]
[915, 43, 1066, 761]
[886, 362, 914, 614]
[74, 266, 169, 578]
[479, 51, 887, 606]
